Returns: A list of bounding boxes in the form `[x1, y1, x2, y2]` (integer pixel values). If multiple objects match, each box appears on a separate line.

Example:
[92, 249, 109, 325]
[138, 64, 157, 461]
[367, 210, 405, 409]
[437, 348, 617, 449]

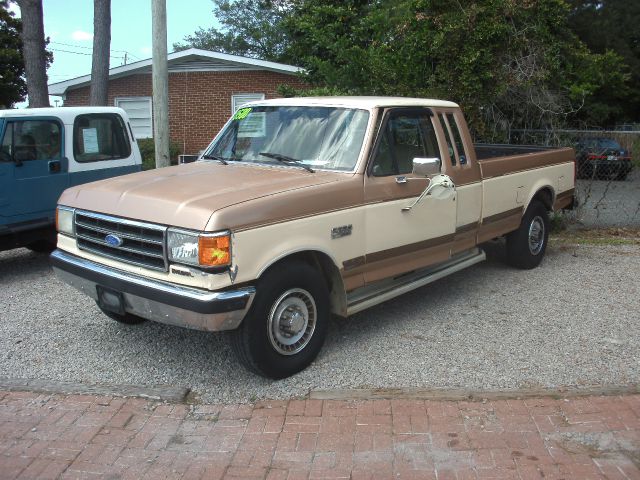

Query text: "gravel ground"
[574, 169, 640, 227]
[1, 239, 638, 404]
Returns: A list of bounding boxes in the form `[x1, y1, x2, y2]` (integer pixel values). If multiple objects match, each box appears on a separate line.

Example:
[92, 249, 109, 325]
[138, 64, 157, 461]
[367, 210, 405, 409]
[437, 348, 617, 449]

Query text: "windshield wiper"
[259, 152, 315, 173]
[201, 154, 228, 165]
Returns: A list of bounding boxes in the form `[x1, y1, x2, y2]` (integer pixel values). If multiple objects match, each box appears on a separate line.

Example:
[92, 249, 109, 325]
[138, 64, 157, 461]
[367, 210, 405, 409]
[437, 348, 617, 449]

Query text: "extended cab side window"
[446, 113, 468, 165]
[1, 120, 62, 162]
[372, 113, 438, 176]
[74, 113, 131, 162]
[438, 114, 456, 166]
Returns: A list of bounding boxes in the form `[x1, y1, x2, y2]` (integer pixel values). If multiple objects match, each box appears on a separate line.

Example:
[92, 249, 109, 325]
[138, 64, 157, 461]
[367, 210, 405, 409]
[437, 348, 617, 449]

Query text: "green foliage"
[284, 0, 628, 137]
[568, 0, 640, 126]
[137, 138, 182, 170]
[173, 0, 290, 62]
[0, 0, 26, 108]
[181, 0, 636, 134]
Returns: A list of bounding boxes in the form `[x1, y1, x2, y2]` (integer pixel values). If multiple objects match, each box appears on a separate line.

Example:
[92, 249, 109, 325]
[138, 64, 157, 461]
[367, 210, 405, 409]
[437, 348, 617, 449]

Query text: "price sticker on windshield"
[234, 107, 252, 120]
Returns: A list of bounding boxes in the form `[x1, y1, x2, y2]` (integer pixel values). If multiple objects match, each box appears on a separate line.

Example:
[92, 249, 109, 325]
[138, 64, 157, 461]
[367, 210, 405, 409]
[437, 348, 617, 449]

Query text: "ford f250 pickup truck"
[51, 97, 575, 378]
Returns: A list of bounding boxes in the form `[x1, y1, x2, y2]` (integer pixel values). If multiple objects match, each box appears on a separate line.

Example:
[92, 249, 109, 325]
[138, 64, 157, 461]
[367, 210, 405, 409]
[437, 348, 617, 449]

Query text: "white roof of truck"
[246, 96, 459, 109]
[0, 106, 127, 123]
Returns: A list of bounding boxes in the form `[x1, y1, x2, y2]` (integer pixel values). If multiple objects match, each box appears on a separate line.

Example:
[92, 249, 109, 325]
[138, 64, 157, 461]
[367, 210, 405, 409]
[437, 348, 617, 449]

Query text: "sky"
[9, 0, 218, 106]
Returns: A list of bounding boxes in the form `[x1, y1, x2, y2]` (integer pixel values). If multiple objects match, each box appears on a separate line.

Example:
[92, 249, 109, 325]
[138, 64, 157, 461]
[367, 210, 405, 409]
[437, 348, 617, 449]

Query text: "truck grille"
[75, 210, 168, 271]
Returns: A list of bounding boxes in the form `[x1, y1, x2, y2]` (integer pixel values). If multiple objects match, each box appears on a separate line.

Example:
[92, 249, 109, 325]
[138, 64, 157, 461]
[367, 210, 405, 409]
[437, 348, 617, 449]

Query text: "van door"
[363, 108, 457, 284]
[69, 112, 140, 186]
[0, 118, 68, 226]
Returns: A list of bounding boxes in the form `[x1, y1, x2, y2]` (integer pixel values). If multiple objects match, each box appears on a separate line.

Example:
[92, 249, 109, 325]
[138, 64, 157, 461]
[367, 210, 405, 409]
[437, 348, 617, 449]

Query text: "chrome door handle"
[395, 176, 407, 184]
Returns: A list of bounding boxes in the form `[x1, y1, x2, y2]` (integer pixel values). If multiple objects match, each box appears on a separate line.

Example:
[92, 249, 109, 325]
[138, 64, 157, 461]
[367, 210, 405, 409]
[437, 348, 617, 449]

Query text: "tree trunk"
[17, 0, 49, 107]
[90, 0, 111, 106]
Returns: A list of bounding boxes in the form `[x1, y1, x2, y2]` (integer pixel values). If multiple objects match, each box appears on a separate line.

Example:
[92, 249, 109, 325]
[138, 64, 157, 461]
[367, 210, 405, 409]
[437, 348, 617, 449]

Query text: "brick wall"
[64, 71, 308, 155]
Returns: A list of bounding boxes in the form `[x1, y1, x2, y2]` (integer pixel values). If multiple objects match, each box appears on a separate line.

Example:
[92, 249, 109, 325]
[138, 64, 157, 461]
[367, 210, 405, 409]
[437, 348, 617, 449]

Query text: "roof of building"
[245, 96, 460, 109]
[48, 48, 304, 97]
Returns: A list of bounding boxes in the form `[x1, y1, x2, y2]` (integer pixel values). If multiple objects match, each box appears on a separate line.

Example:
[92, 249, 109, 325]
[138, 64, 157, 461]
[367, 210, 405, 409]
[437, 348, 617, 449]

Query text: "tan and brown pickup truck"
[51, 97, 575, 378]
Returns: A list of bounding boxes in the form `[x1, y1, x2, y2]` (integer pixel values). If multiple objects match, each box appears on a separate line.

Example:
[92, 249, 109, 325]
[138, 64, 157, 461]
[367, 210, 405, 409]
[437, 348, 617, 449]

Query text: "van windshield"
[205, 106, 370, 172]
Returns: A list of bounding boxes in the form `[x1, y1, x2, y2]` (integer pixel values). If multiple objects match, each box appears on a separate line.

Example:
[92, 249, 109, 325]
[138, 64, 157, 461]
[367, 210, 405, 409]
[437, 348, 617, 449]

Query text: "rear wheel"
[506, 201, 549, 270]
[96, 302, 147, 325]
[231, 261, 329, 379]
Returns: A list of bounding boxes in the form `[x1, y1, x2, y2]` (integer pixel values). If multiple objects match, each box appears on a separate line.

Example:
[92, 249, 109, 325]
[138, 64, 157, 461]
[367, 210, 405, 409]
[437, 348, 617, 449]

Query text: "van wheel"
[506, 201, 549, 270]
[96, 302, 147, 325]
[231, 261, 329, 379]
[27, 239, 56, 253]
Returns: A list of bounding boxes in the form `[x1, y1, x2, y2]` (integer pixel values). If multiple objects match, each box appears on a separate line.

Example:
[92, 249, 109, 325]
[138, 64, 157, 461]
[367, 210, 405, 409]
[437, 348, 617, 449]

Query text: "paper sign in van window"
[238, 112, 266, 138]
[82, 128, 99, 153]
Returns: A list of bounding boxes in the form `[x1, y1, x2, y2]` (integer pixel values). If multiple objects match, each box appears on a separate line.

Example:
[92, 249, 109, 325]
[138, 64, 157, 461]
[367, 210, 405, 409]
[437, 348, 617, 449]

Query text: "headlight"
[56, 206, 75, 237]
[167, 229, 231, 268]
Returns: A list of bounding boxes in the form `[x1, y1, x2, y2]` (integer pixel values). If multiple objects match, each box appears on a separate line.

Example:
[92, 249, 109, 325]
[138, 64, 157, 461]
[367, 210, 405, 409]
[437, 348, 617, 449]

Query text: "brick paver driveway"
[1, 390, 639, 479]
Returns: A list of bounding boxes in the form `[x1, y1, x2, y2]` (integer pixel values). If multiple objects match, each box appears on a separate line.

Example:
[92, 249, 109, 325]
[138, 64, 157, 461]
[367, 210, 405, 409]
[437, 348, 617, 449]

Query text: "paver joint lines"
[1, 390, 639, 479]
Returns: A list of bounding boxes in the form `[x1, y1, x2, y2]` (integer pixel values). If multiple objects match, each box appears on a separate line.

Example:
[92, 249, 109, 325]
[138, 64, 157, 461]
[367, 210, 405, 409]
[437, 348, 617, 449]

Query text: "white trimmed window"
[231, 93, 265, 114]
[114, 97, 153, 139]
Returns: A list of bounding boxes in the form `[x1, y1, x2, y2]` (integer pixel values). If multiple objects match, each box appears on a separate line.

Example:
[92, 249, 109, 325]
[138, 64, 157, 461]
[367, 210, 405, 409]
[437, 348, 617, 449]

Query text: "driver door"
[363, 108, 457, 284]
[0, 118, 68, 225]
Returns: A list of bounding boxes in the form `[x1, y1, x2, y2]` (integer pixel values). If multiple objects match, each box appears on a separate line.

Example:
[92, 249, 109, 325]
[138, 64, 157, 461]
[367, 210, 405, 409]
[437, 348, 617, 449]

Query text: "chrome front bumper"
[50, 249, 255, 332]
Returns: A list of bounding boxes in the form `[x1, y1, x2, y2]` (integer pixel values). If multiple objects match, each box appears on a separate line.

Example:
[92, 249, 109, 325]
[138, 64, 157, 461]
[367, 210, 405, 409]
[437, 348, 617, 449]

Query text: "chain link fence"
[505, 129, 640, 228]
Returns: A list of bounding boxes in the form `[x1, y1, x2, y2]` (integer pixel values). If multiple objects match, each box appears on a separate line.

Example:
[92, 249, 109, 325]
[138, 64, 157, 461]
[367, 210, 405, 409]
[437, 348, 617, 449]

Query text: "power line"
[49, 41, 141, 61]
[51, 48, 125, 60]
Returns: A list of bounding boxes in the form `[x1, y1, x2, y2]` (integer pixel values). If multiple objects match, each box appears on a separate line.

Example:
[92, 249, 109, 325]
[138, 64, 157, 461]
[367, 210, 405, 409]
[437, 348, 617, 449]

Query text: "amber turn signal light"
[198, 234, 231, 267]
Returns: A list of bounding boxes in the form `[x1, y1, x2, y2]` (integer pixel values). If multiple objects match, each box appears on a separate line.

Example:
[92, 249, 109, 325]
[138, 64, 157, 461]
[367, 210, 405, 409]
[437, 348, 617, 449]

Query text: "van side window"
[0, 120, 62, 162]
[73, 113, 131, 162]
[447, 113, 467, 165]
[372, 113, 437, 176]
[438, 114, 456, 166]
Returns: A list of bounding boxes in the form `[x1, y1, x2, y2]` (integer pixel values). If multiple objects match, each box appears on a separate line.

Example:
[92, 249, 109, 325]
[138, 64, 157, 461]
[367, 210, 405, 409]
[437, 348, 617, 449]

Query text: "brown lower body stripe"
[342, 233, 456, 272]
[455, 222, 477, 234]
[482, 207, 523, 225]
[343, 256, 365, 272]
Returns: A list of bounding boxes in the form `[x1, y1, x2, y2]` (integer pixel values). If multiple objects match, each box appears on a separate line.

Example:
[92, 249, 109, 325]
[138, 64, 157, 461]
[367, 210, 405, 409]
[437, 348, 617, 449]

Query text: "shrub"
[136, 138, 182, 170]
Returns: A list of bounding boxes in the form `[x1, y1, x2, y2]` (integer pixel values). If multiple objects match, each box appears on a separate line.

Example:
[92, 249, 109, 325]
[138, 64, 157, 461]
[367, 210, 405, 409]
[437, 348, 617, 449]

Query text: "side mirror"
[412, 157, 441, 177]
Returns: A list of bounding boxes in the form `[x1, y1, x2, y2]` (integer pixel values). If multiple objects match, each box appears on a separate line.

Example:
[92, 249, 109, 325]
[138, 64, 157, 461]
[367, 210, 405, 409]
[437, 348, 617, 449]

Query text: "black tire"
[615, 172, 628, 181]
[96, 302, 147, 325]
[231, 261, 329, 379]
[506, 201, 549, 270]
[26, 239, 56, 253]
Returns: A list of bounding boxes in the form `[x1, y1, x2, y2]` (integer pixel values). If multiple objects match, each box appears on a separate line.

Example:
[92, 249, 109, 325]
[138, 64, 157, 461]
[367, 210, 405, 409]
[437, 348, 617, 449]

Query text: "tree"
[89, 0, 111, 106]
[568, 0, 640, 125]
[16, 0, 49, 107]
[0, 0, 26, 108]
[173, 0, 291, 62]
[283, 0, 627, 136]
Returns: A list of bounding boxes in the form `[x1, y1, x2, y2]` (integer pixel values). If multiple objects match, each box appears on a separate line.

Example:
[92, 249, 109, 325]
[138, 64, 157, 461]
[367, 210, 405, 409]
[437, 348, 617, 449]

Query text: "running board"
[346, 248, 486, 316]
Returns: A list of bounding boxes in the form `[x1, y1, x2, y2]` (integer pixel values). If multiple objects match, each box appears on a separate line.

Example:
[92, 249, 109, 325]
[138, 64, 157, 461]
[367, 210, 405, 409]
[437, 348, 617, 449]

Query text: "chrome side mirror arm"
[402, 174, 454, 212]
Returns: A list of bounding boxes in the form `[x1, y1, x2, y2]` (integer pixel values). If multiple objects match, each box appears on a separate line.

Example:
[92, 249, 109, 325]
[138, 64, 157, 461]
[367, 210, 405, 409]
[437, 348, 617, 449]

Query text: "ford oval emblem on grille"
[105, 234, 123, 247]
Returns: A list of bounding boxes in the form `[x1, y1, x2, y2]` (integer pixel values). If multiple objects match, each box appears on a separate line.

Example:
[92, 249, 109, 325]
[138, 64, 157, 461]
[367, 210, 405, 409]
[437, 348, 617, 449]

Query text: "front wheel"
[506, 201, 549, 270]
[231, 261, 329, 379]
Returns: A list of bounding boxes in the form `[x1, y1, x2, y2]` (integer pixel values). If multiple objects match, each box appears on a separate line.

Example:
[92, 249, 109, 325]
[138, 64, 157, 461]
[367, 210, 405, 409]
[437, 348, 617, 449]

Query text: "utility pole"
[151, 0, 170, 168]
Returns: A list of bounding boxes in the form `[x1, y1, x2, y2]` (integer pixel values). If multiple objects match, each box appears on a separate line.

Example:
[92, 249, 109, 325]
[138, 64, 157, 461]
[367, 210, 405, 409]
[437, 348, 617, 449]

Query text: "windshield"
[205, 106, 370, 171]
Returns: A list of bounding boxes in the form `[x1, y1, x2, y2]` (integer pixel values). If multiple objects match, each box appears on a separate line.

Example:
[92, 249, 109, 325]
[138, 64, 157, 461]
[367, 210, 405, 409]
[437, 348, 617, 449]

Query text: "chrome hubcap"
[528, 216, 545, 255]
[268, 288, 316, 355]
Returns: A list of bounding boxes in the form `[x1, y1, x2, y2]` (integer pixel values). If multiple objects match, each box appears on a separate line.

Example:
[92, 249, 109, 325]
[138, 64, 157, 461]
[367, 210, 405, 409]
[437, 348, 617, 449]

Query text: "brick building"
[48, 48, 307, 156]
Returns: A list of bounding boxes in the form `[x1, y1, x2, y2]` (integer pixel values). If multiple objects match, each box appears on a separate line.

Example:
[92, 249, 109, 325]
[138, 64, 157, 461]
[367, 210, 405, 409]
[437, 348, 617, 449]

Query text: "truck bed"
[474, 143, 559, 160]
[474, 144, 575, 180]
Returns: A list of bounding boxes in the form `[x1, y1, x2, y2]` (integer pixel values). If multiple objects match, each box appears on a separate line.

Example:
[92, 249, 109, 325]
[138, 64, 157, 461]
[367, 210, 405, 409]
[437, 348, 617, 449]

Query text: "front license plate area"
[97, 286, 125, 315]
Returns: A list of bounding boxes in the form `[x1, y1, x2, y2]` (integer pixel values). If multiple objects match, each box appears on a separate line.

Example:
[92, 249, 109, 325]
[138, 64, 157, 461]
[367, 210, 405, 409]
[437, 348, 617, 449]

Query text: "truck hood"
[58, 162, 346, 230]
